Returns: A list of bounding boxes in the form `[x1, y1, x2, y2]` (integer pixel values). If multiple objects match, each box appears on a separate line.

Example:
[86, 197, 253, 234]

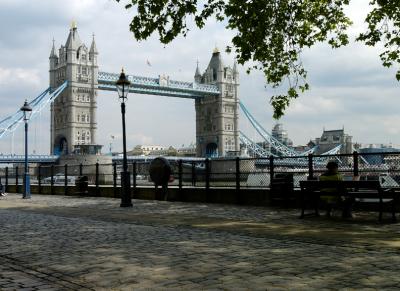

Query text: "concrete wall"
[5, 184, 273, 207]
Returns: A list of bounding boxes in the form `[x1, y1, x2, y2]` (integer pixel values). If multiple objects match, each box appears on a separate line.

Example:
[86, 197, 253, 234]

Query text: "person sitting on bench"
[319, 161, 353, 218]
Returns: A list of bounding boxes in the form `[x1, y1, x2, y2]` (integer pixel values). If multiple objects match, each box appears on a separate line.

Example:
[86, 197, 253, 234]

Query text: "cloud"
[0, 0, 399, 155]
[0, 67, 41, 87]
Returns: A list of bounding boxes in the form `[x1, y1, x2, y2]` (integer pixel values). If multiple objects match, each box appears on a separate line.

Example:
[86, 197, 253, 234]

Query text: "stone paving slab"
[1, 193, 400, 290]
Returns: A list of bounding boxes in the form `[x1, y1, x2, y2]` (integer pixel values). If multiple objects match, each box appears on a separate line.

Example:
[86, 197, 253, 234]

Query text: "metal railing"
[1, 151, 400, 193]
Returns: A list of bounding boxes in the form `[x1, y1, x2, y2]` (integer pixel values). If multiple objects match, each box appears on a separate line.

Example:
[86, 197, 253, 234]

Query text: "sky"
[0, 0, 399, 155]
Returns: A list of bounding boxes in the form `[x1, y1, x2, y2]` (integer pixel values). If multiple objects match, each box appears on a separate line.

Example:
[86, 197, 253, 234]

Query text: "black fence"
[1, 151, 400, 192]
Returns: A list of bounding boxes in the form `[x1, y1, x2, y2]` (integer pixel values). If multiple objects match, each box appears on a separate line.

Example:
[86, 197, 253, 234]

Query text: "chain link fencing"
[1, 152, 400, 190]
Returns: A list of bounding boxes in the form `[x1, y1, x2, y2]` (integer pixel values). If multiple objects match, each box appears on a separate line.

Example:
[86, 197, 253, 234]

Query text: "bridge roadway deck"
[0, 194, 400, 290]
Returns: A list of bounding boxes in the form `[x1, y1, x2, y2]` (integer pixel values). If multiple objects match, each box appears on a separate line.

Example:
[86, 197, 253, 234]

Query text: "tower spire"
[90, 32, 98, 54]
[194, 59, 201, 83]
[65, 21, 81, 49]
[50, 38, 57, 58]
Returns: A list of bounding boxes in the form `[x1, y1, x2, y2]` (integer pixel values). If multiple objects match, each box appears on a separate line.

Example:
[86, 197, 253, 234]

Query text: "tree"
[115, 0, 400, 119]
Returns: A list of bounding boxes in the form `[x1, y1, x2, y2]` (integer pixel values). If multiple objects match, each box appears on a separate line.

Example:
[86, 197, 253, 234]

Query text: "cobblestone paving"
[1, 194, 400, 290]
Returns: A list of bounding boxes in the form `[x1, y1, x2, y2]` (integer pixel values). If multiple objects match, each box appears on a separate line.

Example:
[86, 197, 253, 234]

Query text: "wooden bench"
[299, 180, 398, 222]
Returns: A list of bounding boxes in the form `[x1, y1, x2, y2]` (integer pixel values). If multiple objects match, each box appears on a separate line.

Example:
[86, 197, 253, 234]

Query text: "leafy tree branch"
[116, 0, 398, 119]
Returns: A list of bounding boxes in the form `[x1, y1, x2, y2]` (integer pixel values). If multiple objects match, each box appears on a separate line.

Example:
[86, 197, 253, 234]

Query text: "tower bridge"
[49, 24, 239, 159]
[0, 23, 344, 164]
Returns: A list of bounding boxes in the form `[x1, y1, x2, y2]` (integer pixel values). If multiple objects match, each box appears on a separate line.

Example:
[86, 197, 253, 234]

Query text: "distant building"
[127, 144, 201, 157]
[293, 145, 311, 153]
[127, 145, 167, 156]
[315, 128, 352, 155]
[177, 143, 197, 157]
[355, 143, 398, 150]
[271, 123, 293, 147]
[149, 146, 177, 156]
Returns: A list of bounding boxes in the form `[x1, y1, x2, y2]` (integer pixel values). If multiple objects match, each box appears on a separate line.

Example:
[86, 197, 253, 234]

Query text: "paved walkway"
[0, 193, 400, 290]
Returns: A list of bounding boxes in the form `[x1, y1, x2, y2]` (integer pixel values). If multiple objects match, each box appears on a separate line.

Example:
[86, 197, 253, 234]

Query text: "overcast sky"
[0, 0, 399, 155]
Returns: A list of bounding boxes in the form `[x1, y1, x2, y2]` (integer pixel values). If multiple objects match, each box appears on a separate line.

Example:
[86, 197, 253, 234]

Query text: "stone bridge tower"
[195, 48, 240, 157]
[49, 23, 99, 155]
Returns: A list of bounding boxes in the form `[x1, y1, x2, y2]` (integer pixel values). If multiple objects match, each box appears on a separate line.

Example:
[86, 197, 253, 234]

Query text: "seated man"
[319, 161, 353, 218]
[319, 161, 342, 217]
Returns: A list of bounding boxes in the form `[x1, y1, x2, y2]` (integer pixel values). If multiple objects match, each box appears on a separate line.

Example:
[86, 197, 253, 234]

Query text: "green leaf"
[115, 0, 400, 118]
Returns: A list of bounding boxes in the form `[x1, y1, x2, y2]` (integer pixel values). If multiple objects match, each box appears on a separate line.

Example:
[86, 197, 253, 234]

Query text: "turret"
[89, 33, 98, 64]
[65, 21, 82, 63]
[205, 47, 224, 83]
[194, 61, 201, 83]
[49, 39, 58, 70]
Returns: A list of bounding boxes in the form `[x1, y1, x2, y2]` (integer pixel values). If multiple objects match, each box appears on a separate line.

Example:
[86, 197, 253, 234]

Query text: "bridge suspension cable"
[0, 81, 68, 140]
[238, 101, 352, 159]
[239, 131, 276, 158]
[239, 101, 318, 157]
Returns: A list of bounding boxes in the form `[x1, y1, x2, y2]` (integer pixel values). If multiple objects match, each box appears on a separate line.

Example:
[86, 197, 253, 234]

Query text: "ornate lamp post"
[20, 100, 32, 199]
[116, 69, 133, 207]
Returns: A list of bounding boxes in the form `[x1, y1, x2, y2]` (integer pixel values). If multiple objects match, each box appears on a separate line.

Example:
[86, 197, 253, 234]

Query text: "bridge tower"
[49, 23, 99, 155]
[195, 48, 240, 157]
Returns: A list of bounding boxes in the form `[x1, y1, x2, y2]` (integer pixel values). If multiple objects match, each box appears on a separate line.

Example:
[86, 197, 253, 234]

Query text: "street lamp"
[20, 100, 32, 199]
[116, 69, 133, 207]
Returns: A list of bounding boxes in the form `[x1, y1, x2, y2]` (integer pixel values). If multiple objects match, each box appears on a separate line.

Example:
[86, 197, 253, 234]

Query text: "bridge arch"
[54, 135, 68, 155]
[206, 143, 218, 158]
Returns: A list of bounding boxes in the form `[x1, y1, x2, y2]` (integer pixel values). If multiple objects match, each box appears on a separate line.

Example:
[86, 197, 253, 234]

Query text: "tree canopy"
[115, 0, 400, 119]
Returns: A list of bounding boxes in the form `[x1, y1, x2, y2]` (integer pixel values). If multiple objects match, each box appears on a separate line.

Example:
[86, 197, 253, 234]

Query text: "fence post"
[15, 166, 19, 193]
[64, 164, 68, 196]
[191, 161, 196, 186]
[5, 167, 8, 192]
[38, 165, 41, 194]
[178, 160, 183, 191]
[79, 163, 83, 176]
[353, 151, 359, 177]
[205, 158, 210, 201]
[235, 157, 241, 204]
[269, 156, 274, 186]
[132, 161, 137, 191]
[113, 162, 117, 198]
[50, 165, 54, 195]
[308, 154, 314, 180]
[235, 157, 241, 191]
[95, 163, 99, 196]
